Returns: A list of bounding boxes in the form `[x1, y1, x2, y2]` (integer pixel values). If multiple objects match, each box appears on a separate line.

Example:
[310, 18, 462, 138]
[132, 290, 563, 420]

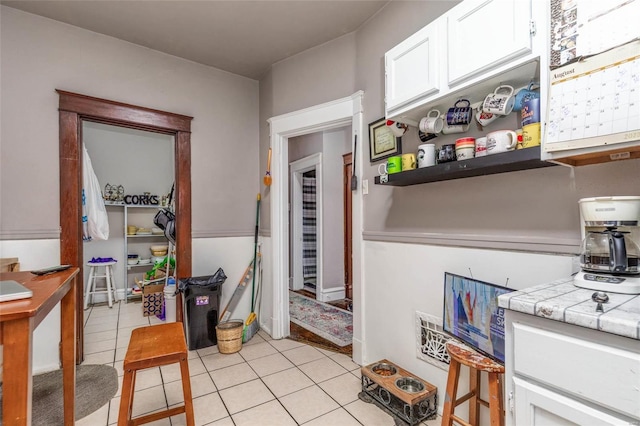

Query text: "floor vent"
[415, 311, 451, 370]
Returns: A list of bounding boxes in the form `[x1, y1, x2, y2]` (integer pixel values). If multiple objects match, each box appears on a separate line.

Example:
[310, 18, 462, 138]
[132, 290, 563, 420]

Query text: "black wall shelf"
[373, 147, 555, 186]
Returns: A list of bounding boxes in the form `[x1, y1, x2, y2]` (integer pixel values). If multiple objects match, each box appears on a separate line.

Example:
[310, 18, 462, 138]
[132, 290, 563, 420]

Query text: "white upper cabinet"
[385, 20, 442, 116]
[446, 0, 533, 86]
[384, 0, 544, 125]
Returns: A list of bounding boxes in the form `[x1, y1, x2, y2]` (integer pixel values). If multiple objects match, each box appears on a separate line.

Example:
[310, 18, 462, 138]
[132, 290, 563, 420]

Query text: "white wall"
[192, 236, 257, 326]
[363, 241, 575, 402]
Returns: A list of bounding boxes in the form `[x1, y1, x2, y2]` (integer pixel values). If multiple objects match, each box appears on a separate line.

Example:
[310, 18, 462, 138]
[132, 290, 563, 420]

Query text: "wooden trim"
[57, 90, 192, 133]
[58, 91, 193, 362]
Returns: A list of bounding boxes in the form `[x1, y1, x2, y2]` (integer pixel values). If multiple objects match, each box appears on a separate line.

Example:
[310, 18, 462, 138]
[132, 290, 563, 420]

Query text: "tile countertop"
[498, 278, 640, 340]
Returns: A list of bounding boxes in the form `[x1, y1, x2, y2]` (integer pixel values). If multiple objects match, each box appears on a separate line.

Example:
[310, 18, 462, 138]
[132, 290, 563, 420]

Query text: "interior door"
[343, 153, 353, 300]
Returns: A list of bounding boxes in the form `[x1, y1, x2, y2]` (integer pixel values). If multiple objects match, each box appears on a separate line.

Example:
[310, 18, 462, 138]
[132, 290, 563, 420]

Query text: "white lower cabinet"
[513, 378, 630, 425]
[505, 311, 640, 425]
[446, 0, 533, 86]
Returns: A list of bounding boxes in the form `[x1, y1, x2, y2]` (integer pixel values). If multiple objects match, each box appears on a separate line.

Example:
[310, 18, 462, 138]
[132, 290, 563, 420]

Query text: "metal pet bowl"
[371, 363, 397, 377]
[395, 377, 424, 393]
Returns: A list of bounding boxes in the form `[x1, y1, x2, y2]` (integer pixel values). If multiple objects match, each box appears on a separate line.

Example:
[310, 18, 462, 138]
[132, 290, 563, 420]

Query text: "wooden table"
[0, 268, 79, 425]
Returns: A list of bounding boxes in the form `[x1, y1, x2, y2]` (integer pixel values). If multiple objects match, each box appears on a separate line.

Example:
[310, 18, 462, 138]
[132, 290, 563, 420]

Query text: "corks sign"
[124, 193, 159, 205]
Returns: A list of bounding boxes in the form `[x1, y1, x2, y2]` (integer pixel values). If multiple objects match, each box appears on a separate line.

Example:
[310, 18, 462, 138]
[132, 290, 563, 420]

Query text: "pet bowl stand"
[360, 359, 437, 425]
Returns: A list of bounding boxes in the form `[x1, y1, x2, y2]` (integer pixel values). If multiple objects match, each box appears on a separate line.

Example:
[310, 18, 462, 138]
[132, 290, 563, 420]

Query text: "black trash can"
[179, 268, 227, 350]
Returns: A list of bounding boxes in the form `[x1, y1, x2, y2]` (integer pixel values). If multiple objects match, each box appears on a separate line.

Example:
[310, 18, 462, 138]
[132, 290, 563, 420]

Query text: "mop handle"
[250, 194, 261, 311]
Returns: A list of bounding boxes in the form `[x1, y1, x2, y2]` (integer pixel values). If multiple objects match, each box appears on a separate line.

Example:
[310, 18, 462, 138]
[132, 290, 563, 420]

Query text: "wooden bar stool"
[85, 260, 118, 308]
[118, 323, 195, 426]
[442, 342, 505, 426]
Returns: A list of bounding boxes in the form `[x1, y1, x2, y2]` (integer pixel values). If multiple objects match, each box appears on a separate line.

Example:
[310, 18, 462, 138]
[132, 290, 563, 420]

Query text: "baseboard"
[352, 336, 364, 366]
[319, 286, 345, 303]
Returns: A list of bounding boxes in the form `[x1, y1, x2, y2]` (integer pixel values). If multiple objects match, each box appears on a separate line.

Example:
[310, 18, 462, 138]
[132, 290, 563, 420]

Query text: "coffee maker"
[574, 196, 640, 294]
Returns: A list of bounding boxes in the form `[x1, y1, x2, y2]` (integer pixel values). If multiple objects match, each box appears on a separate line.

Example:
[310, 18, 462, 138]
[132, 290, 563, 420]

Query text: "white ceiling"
[2, 0, 390, 80]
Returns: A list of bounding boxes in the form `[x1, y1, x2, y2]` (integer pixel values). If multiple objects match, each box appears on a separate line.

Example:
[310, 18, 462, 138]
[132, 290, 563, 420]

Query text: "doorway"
[290, 153, 322, 295]
[58, 90, 192, 363]
[267, 91, 365, 364]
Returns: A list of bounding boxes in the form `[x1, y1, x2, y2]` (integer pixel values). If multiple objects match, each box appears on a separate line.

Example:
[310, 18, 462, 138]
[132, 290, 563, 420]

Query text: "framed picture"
[369, 117, 402, 162]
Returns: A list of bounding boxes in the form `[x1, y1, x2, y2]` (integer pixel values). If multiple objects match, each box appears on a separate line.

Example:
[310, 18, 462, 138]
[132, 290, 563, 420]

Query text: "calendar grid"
[546, 44, 640, 149]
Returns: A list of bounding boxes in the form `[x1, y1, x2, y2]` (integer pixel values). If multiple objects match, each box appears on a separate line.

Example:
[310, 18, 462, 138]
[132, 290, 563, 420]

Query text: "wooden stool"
[442, 342, 505, 426]
[118, 323, 195, 426]
[85, 260, 118, 308]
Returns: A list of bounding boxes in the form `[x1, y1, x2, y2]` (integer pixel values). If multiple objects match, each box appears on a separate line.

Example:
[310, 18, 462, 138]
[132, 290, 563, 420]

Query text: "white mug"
[482, 85, 515, 116]
[486, 130, 518, 154]
[386, 120, 408, 137]
[473, 101, 500, 127]
[417, 143, 436, 167]
[419, 109, 444, 134]
[475, 137, 488, 157]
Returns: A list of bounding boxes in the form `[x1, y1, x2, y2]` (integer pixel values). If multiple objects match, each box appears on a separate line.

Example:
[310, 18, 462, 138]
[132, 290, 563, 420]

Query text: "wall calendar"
[545, 40, 640, 153]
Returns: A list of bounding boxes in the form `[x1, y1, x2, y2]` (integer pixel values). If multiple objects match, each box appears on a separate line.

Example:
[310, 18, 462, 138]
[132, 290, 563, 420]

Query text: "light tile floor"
[78, 301, 441, 425]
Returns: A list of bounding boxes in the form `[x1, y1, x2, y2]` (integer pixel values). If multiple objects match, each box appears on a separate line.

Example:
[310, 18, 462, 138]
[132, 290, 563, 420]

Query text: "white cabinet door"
[385, 20, 442, 116]
[447, 0, 533, 86]
[513, 378, 630, 426]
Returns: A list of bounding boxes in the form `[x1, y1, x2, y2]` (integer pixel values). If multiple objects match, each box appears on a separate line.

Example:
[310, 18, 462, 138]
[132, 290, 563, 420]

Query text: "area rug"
[289, 291, 353, 347]
[0, 364, 118, 425]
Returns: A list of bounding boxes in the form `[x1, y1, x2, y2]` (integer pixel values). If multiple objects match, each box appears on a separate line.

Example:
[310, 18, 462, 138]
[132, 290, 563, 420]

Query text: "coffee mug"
[446, 99, 472, 125]
[401, 153, 417, 170]
[438, 144, 456, 163]
[486, 130, 518, 154]
[521, 98, 541, 127]
[455, 137, 475, 160]
[417, 143, 436, 168]
[482, 85, 515, 116]
[442, 114, 470, 134]
[473, 101, 500, 127]
[386, 120, 408, 137]
[419, 109, 444, 134]
[522, 122, 541, 148]
[475, 137, 488, 157]
[378, 155, 402, 175]
[514, 83, 539, 112]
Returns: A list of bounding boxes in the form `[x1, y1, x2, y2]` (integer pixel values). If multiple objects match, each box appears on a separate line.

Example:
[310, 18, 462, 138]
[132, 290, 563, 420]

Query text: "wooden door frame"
[57, 90, 192, 363]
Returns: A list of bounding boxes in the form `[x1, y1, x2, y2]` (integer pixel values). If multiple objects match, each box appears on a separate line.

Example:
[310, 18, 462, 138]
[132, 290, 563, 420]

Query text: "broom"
[243, 193, 261, 342]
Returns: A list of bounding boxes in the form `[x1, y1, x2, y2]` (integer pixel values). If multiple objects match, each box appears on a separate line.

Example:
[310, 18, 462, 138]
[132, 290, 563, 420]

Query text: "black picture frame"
[369, 117, 402, 162]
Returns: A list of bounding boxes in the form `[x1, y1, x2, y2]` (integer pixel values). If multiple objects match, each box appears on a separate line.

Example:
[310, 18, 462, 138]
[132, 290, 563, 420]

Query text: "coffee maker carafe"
[574, 196, 640, 294]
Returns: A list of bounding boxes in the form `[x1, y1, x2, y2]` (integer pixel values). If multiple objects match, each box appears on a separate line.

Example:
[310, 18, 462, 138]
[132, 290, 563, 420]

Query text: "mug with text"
[473, 101, 500, 127]
[445, 99, 472, 126]
[419, 109, 444, 134]
[475, 137, 488, 157]
[482, 85, 516, 116]
[486, 130, 518, 154]
[522, 123, 541, 148]
[378, 155, 402, 175]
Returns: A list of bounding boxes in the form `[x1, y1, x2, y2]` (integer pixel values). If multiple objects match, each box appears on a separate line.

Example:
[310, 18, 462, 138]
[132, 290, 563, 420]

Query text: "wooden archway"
[57, 90, 192, 362]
